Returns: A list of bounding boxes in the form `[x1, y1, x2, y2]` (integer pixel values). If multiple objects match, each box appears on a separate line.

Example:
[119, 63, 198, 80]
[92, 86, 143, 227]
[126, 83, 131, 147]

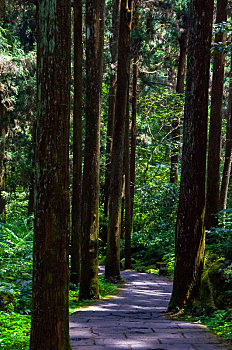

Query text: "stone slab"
[70, 268, 230, 350]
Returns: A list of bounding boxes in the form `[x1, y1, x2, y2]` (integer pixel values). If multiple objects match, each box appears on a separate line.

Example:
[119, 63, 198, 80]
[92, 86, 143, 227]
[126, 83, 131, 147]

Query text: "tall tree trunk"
[105, 0, 134, 280]
[79, 0, 105, 300]
[71, 0, 83, 285]
[102, 0, 121, 244]
[170, 28, 187, 183]
[130, 56, 138, 220]
[124, 87, 131, 269]
[30, 0, 71, 349]
[205, 0, 228, 229]
[219, 52, 232, 212]
[129, 2, 139, 233]
[168, 0, 214, 311]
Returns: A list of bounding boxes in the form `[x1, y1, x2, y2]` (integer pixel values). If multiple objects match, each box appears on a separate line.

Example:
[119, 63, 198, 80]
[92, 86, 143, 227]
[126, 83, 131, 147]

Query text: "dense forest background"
[0, 0, 232, 348]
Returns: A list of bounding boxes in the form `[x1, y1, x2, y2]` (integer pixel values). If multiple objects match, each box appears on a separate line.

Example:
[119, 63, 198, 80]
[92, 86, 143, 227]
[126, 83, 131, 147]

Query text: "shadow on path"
[69, 268, 231, 350]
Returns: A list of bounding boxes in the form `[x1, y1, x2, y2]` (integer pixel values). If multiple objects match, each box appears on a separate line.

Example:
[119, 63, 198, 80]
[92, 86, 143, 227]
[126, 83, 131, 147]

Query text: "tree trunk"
[130, 56, 138, 220]
[79, 0, 105, 300]
[27, 175, 34, 216]
[27, 123, 36, 216]
[105, 0, 134, 280]
[120, 175, 125, 239]
[205, 0, 228, 229]
[124, 87, 131, 269]
[102, 0, 121, 244]
[168, 0, 214, 311]
[170, 28, 187, 183]
[71, 0, 83, 285]
[30, 0, 71, 349]
[219, 52, 232, 212]
[0, 109, 6, 218]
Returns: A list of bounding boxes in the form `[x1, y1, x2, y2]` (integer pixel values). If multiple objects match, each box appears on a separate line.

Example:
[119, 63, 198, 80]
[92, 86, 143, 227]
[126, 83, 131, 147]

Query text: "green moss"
[200, 257, 231, 309]
[198, 271, 215, 310]
[0, 291, 14, 311]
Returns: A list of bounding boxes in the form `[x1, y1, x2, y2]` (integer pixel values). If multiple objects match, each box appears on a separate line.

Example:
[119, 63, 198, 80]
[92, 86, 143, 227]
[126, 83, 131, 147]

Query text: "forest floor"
[69, 268, 232, 350]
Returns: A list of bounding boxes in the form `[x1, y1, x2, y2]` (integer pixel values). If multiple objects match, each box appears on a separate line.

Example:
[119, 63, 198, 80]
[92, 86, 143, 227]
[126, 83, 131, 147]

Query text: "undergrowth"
[0, 277, 117, 350]
[176, 308, 232, 342]
[0, 190, 117, 350]
[69, 275, 117, 314]
[195, 309, 232, 341]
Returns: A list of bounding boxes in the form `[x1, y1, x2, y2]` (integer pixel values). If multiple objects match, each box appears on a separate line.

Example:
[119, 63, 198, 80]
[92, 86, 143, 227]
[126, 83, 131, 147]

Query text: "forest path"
[69, 268, 231, 350]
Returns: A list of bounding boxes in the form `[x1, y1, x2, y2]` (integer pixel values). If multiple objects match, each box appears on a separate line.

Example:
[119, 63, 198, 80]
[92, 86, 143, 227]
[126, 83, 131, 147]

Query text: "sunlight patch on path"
[69, 269, 231, 350]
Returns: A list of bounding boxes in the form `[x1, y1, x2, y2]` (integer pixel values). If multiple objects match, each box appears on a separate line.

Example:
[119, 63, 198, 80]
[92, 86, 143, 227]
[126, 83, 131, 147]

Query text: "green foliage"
[2, 1, 232, 347]
[136, 88, 184, 183]
[131, 182, 179, 268]
[69, 276, 117, 314]
[206, 210, 232, 260]
[0, 14, 36, 195]
[6, 128, 34, 192]
[197, 309, 232, 340]
[0, 312, 30, 350]
[122, 87, 183, 273]
[0, 23, 36, 111]
[181, 309, 232, 341]
[134, 264, 159, 274]
[0, 191, 33, 315]
[6, 0, 36, 52]
[0, 192, 117, 349]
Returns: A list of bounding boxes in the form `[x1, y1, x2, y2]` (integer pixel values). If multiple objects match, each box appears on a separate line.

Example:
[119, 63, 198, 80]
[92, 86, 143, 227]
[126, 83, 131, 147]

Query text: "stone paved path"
[69, 269, 231, 350]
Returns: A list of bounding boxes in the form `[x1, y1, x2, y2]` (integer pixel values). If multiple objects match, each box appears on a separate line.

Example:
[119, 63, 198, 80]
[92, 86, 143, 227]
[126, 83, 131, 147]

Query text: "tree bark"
[71, 0, 83, 285]
[30, 0, 71, 349]
[27, 123, 36, 216]
[0, 109, 6, 218]
[102, 0, 121, 244]
[105, 0, 133, 280]
[168, 0, 214, 311]
[79, 0, 105, 300]
[219, 52, 232, 212]
[205, 0, 228, 229]
[170, 28, 187, 183]
[124, 86, 131, 269]
[130, 56, 138, 220]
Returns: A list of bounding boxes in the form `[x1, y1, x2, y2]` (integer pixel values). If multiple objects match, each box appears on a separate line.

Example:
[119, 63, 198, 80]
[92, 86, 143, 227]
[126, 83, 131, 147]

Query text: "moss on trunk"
[30, 0, 71, 349]
[168, 0, 214, 311]
[79, 0, 105, 301]
[71, 0, 83, 285]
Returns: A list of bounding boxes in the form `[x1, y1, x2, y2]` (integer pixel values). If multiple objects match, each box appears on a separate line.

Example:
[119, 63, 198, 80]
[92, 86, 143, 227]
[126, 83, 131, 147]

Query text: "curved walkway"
[69, 269, 231, 350]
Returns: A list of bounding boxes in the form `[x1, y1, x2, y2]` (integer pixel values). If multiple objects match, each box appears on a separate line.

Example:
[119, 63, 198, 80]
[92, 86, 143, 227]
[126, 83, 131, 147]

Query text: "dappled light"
[1, 0, 232, 348]
[69, 269, 228, 349]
